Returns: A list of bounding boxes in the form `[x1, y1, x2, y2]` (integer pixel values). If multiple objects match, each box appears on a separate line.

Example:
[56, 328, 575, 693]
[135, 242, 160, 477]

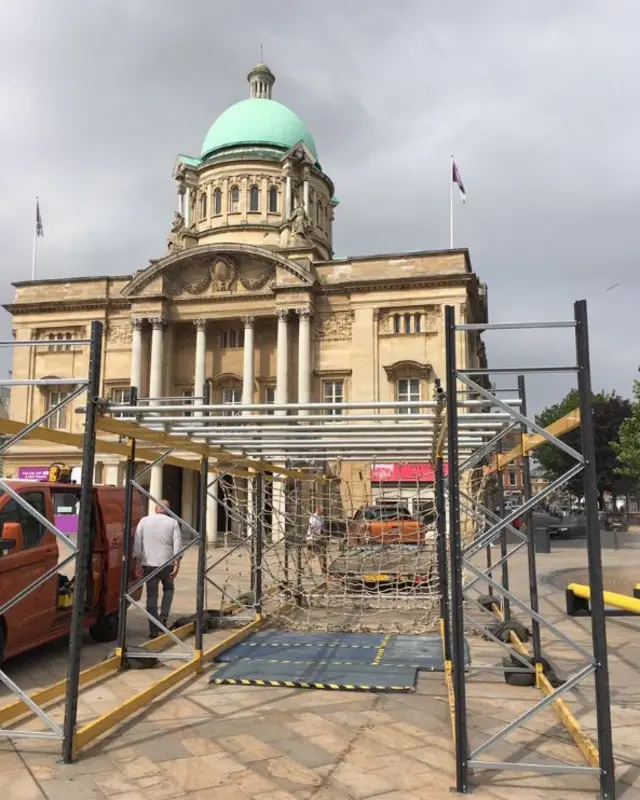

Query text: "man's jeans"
[143, 565, 175, 630]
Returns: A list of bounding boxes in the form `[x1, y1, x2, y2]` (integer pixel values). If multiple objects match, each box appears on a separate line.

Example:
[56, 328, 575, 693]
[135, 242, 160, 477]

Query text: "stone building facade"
[3, 63, 488, 541]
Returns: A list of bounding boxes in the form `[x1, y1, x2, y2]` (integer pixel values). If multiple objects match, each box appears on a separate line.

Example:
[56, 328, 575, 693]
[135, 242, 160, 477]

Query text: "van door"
[0, 489, 58, 653]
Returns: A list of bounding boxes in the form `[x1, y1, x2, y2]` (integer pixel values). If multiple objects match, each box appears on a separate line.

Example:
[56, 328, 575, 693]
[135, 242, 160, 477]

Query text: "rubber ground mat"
[215, 631, 383, 664]
[215, 631, 470, 672]
[379, 634, 471, 670]
[209, 659, 417, 692]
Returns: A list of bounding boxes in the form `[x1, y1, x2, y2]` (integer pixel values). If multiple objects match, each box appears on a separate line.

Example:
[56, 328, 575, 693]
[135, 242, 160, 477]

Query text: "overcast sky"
[0, 0, 637, 413]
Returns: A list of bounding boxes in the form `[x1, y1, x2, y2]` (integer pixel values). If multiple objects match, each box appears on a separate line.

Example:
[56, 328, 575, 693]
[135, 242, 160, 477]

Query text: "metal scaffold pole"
[444, 305, 469, 793]
[62, 320, 103, 763]
[574, 299, 615, 800]
[518, 375, 542, 664]
[116, 387, 138, 665]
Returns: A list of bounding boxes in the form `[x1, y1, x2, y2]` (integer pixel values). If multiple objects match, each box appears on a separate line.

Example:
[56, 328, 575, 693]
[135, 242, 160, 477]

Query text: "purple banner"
[54, 514, 79, 535]
[18, 467, 49, 481]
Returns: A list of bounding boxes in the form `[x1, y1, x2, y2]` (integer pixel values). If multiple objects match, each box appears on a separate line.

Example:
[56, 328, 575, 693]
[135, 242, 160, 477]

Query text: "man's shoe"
[160, 616, 168, 630]
[149, 629, 159, 639]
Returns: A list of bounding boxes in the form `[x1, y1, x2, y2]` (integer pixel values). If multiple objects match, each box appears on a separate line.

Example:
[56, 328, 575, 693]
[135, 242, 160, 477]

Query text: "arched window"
[249, 185, 260, 212]
[404, 313, 411, 334]
[268, 186, 279, 213]
[229, 185, 239, 213]
[199, 193, 207, 220]
[393, 314, 401, 334]
[414, 313, 422, 333]
[213, 188, 222, 215]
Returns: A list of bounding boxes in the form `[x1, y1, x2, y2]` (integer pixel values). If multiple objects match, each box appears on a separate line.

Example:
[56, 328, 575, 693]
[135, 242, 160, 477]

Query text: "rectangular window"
[181, 387, 194, 417]
[222, 387, 241, 416]
[0, 491, 47, 549]
[508, 469, 518, 487]
[264, 386, 276, 415]
[45, 391, 69, 429]
[323, 380, 344, 415]
[397, 378, 420, 414]
[221, 328, 244, 349]
[110, 386, 131, 418]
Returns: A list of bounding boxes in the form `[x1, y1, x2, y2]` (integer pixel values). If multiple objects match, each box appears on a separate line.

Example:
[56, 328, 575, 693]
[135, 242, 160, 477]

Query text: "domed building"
[3, 63, 488, 541]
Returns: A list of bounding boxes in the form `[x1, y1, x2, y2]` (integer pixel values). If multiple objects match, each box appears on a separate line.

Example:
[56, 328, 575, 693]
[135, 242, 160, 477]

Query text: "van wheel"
[89, 613, 119, 643]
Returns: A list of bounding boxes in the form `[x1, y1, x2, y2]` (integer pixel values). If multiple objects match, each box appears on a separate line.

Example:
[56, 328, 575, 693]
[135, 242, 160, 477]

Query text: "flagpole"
[449, 154, 454, 249]
[31, 225, 37, 280]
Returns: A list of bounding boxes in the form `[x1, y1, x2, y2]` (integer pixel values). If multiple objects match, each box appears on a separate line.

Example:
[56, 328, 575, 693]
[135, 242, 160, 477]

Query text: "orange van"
[0, 480, 144, 662]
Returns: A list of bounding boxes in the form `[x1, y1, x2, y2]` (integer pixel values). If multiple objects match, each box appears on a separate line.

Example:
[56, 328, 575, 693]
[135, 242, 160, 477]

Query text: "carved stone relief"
[107, 325, 133, 346]
[314, 311, 354, 340]
[237, 262, 275, 291]
[211, 256, 237, 291]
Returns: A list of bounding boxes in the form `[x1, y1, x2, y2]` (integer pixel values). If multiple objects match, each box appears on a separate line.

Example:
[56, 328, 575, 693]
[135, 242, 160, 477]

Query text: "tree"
[535, 389, 631, 505]
[612, 380, 640, 479]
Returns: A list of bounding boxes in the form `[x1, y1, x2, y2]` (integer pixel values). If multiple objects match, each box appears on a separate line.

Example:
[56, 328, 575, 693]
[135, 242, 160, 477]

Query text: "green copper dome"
[200, 98, 318, 162]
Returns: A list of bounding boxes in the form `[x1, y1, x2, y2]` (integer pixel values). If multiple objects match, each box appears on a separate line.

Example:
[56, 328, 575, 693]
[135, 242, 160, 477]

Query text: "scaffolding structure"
[0, 301, 615, 798]
[443, 300, 614, 798]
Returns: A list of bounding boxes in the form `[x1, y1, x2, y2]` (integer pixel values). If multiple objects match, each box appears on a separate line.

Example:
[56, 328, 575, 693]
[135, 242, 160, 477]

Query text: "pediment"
[121, 243, 314, 298]
[281, 140, 316, 166]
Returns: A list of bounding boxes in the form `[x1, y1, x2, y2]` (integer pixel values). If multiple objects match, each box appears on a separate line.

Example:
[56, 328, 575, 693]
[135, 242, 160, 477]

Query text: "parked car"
[547, 513, 587, 538]
[600, 511, 629, 532]
[347, 506, 429, 546]
[328, 543, 437, 593]
[0, 479, 144, 663]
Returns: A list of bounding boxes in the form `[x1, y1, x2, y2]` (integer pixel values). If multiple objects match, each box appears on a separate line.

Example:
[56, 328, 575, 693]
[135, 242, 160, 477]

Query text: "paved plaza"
[1, 536, 640, 799]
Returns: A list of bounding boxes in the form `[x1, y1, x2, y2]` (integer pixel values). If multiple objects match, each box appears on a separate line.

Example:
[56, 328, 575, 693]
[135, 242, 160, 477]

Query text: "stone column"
[303, 166, 310, 215]
[275, 309, 289, 416]
[184, 187, 191, 228]
[297, 308, 312, 413]
[130, 317, 143, 394]
[242, 317, 255, 407]
[148, 316, 165, 511]
[194, 319, 207, 415]
[283, 163, 292, 218]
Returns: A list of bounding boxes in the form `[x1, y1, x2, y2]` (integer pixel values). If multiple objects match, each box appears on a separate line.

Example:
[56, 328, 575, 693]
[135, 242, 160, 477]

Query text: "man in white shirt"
[305, 506, 328, 577]
[134, 500, 182, 638]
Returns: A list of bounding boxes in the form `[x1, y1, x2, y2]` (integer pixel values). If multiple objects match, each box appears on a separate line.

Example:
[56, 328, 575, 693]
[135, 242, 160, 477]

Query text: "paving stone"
[1, 769, 45, 800]
[159, 753, 245, 792]
[330, 761, 395, 799]
[133, 731, 191, 763]
[255, 755, 324, 791]
[39, 775, 108, 800]
[274, 736, 335, 768]
[216, 733, 282, 762]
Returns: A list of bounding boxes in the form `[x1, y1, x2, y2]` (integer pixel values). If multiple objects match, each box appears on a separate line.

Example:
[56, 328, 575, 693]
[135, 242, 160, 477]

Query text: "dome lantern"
[248, 62, 275, 99]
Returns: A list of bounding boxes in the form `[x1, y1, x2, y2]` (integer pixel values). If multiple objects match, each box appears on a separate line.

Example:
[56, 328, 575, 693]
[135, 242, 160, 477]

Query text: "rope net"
[206, 461, 442, 634]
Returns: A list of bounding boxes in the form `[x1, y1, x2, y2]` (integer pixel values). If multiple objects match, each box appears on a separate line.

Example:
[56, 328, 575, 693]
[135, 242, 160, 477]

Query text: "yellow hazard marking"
[372, 633, 392, 665]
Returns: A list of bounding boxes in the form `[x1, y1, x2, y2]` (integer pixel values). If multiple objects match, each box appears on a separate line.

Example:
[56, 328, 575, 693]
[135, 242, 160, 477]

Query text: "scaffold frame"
[443, 299, 615, 798]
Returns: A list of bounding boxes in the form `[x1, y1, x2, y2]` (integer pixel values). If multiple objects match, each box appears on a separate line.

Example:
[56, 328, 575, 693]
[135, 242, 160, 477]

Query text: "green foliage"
[612, 380, 640, 478]
[535, 389, 631, 499]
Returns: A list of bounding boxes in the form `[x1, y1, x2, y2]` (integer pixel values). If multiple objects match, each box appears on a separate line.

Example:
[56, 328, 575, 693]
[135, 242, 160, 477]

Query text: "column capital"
[242, 316, 255, 328]
[194, 318, 208, 331]
[296, 307, 313, 320]
[131, 316, 145, 331]
[149, 316, 166, 330]
[276, 308, 289, 321]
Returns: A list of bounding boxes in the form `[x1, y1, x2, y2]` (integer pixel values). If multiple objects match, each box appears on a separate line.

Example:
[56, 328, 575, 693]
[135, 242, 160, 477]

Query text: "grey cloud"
[0, 0, 638, 412]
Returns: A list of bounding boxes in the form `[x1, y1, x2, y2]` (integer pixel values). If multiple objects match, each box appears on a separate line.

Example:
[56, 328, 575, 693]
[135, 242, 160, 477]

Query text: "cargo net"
[207, 462, 441, 634]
